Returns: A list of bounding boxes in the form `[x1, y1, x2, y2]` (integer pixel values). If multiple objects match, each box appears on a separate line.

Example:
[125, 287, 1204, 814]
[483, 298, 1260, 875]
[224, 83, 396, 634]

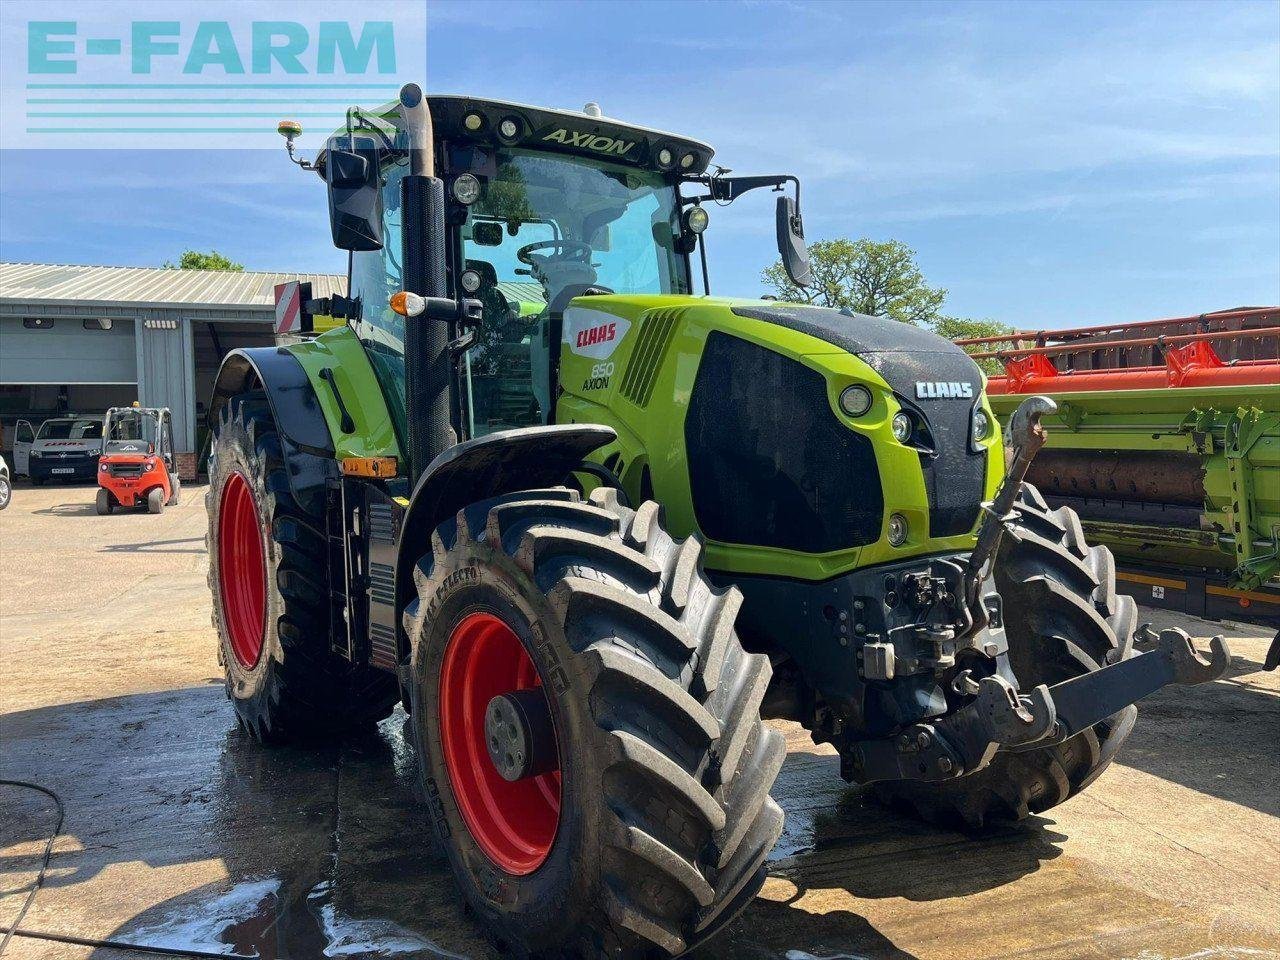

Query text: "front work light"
[684, 205, 709, 234]
[452, 174, 482, 205]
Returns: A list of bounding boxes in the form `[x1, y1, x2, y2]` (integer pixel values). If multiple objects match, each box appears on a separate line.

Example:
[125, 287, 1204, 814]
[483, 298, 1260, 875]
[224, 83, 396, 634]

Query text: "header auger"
[205, 84, 1229, 958]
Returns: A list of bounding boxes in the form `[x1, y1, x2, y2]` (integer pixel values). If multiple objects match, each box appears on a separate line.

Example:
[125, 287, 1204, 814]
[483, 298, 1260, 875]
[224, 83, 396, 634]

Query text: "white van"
[13, 416, 104, 484]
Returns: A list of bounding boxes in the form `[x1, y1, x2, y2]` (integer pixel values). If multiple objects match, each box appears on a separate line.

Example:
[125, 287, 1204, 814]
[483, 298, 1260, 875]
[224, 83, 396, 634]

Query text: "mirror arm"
[686, 173, 799, 205]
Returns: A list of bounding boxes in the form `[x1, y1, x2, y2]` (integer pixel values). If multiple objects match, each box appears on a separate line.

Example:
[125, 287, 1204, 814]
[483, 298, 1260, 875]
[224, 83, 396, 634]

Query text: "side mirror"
[326, 136, 383, 251]
[776, 195, 812, 288]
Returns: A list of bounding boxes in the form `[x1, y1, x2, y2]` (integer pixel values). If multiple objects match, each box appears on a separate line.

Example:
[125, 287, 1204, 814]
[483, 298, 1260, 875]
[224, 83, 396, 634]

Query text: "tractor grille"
[619, 308, 682, 408]
[108, 462, 144, 478]
[685, 331, 883, 553]
[730, 303, 986, 540]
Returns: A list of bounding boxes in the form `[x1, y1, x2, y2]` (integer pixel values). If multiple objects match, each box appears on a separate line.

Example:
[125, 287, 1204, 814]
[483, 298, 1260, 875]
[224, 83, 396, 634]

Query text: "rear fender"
[393, 424, 616, 649]
[207, 348, 337, 516]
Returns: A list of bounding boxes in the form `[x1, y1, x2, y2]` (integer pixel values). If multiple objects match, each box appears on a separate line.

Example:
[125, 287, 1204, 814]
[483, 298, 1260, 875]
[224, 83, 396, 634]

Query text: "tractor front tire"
[877, 482, 1137, 829]
[207, 390, 398, 742]
[405, 488, 784, 960]
[168, 475, 182, 506]
[95, 488, 113, 515]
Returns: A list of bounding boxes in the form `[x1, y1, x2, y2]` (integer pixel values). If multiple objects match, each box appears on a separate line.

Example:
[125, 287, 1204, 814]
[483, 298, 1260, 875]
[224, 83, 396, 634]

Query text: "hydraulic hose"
[0, 780, 258, 960]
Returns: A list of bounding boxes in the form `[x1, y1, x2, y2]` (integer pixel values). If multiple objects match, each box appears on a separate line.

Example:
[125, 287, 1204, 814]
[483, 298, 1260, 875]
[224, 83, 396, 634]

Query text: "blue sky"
[1, 0, 1277, 328]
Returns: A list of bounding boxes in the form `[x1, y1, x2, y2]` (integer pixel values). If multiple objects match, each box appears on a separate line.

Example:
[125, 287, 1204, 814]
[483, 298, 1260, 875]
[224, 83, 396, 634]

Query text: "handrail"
[954, 306, 1280, 347]
[968, 325, 1280, 361]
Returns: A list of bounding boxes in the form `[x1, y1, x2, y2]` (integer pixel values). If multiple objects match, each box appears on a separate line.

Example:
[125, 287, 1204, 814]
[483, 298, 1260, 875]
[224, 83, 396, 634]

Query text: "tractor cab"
[96, 405, 179, 514]
[308, 95, 809, 444]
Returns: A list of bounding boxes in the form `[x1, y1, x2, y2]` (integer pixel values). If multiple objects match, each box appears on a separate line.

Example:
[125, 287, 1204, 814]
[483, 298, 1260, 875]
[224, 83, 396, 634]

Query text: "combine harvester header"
[958, 308, 1280, 665]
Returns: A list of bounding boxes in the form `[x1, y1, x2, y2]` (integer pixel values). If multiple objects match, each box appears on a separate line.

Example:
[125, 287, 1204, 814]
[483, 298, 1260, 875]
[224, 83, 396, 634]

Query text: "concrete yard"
[1, 481, 1277, 960]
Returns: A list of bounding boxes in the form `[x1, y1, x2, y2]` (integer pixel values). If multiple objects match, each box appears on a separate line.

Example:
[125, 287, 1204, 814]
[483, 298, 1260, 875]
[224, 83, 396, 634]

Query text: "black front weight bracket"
[852, 626, 1230, 785]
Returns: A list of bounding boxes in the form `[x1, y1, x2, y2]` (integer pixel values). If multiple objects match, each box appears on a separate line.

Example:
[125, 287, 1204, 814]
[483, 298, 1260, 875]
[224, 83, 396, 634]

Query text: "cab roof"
[332, 93, 715, 176]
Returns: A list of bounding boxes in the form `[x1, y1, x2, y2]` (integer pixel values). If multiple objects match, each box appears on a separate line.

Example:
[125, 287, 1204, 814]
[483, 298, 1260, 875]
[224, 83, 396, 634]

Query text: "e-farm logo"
[0, 0, 426, 149]
[27, 21, 396, 77]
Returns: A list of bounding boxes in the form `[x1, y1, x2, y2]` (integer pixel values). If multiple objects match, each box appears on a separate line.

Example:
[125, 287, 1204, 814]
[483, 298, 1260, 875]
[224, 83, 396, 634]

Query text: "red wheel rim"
[218, 471, 266, 670]
[439, 612, 561, 875]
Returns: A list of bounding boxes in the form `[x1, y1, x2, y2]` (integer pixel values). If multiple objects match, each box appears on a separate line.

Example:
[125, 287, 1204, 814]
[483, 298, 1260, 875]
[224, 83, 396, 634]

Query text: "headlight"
[145, 458, 157, 469]
[99, 462, 108, 473]
[887, 513, 909, 547]
[972, 407, 992, 441]
[839, 385, 872, 417]
[891, 411, 913, 443]
[30, 451, 42, 459]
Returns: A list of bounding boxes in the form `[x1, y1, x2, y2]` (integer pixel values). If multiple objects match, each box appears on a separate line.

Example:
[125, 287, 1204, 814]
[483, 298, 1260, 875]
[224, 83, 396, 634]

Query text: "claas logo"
[575, 321, 617, 348]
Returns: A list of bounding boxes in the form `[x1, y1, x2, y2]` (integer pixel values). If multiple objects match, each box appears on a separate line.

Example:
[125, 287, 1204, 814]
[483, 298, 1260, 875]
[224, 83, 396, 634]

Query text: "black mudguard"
[208, 347, 337, 516]
[393, 424, 615, 627]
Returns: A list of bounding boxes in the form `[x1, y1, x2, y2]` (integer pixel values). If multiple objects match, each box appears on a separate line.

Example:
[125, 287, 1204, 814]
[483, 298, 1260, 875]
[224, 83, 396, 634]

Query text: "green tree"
[163, 249, 244, 271]
[933, 316, 1016, 375]
[761, 238, 946, 325]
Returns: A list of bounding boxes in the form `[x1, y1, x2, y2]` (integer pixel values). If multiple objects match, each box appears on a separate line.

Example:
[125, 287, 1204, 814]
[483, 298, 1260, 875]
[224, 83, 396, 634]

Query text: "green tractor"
[206, 86, 1229, 959]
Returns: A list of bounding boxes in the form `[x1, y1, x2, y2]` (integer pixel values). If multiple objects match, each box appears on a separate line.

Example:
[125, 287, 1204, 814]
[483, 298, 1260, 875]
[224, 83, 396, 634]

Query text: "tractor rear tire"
[404, 488, 784, 960]
[147, 487, 165, 514]
[95, 488, 112, 515]
[876, 482, 1138, 829]
[207, 390, 398, 743]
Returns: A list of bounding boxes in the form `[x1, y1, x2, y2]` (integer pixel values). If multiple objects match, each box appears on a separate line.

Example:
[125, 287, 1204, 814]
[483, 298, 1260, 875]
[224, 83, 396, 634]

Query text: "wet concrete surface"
[1, 481, 1277, 960]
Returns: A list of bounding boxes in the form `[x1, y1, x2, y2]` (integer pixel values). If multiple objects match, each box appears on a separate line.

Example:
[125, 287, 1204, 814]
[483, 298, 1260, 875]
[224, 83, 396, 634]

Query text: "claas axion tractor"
[206, 85, 1230, 958]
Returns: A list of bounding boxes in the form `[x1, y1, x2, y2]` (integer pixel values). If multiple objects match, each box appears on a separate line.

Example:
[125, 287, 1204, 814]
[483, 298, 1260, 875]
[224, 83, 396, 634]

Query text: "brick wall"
[176, 452, 199, 481]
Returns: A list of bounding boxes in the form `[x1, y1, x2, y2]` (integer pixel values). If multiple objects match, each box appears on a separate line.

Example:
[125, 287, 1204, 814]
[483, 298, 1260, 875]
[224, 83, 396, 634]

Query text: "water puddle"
[119, 875, 467, 959]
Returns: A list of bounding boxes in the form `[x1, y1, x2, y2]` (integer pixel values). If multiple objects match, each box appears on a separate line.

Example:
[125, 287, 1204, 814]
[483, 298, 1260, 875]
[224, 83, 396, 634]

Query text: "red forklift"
[96, 404, 180, 514]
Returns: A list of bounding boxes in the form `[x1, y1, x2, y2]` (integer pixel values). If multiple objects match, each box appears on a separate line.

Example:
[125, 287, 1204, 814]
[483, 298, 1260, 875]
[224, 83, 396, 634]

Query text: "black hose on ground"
[0, 780, 258, 960]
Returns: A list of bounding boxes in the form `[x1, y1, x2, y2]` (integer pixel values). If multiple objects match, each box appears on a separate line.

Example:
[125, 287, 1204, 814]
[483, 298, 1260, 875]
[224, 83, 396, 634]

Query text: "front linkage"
[851, 395, 1231, 786]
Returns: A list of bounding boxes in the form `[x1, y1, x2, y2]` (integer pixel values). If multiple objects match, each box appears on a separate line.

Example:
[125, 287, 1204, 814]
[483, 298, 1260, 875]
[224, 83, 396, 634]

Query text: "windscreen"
[37, 419, 102, 441]
[103, 411, 159, 454]
[348, 146, 690, 442]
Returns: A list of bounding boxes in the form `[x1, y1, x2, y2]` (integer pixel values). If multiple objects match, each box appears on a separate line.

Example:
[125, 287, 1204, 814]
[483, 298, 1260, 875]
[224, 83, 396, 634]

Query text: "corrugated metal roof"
[0, 262, 346, 310]
[496, 281, 545, 305]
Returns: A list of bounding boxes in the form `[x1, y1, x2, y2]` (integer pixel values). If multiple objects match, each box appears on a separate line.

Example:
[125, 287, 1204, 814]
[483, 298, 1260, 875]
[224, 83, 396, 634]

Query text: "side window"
[16, 421, 34, 444]
[461, 218, 555, 438]
[349, 157, 409, 443]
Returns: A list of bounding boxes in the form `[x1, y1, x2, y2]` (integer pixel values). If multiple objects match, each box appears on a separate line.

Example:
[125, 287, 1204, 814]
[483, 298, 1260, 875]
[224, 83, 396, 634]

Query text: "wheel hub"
[439, 612, 561, 875]
[485, 689, 557, 782]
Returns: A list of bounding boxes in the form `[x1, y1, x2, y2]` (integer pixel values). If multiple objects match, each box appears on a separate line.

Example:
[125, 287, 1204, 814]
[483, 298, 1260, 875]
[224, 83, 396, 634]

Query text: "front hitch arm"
[851, 626, 1230, 784]
[962, 395, 1056, 625]
[1045, 627, 1229, 742]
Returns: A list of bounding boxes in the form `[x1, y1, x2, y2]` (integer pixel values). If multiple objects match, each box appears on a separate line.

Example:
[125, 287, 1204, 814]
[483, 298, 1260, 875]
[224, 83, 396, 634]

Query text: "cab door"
[13, 420, 34, 475]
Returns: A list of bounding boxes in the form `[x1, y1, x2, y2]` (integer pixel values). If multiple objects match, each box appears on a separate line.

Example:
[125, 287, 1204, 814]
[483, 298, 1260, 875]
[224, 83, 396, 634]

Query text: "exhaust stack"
[398, 83, 453, 481]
